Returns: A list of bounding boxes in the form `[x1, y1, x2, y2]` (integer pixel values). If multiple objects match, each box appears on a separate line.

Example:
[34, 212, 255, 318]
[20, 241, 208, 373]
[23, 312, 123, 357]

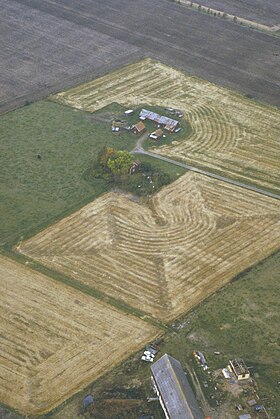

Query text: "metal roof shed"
[151, 354, 204, 419]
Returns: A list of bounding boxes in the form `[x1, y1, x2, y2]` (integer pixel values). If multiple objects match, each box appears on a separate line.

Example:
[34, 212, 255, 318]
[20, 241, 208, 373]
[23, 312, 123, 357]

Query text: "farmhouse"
[139, 109, 179, 133]
[133, 121, 146, 135]
[151, 354, 204, 419]
[229, 359, 250, 380]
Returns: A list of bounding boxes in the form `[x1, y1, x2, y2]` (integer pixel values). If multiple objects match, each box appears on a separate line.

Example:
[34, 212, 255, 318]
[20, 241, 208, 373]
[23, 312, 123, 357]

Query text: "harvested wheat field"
[0, 256, 157, 415]
[51, 59, 280, 193]
[18, 172, 280, 322]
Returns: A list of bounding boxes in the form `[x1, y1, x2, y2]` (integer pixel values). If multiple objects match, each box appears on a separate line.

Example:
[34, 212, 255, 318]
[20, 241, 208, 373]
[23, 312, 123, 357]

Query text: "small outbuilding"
[229, 359, 250, 380]
[130, 160, 141, 174]
[133, 121, 146, 135]
[82, 394, 94, 412]
[194, 351, 208, 370]
[239, 414, 251, 419]
[124, 109, 134, 116]
[149, 129, 163, 140]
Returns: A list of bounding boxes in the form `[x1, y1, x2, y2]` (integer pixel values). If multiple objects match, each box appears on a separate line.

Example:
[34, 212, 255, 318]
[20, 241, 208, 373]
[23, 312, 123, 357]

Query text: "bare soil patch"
[0, 256, 157, 415]
[18, 172, 280, 322]
[0, 0, 139, 113]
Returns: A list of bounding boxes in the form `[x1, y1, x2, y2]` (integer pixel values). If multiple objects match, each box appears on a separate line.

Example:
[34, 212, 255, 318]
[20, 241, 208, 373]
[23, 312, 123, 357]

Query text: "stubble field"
[0, 256, 157, 415]
[51, 59, 280, 194]
[18, 172, 280, 322]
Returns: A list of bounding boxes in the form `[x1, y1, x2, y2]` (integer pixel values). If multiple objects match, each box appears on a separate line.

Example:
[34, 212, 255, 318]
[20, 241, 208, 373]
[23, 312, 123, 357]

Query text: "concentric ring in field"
[18, 172, 280, 322]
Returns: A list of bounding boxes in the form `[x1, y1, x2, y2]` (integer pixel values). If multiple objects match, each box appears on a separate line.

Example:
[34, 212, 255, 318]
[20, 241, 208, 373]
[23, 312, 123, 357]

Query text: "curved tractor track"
[18, 172, 280, 323]
[51, 59, 280, 195]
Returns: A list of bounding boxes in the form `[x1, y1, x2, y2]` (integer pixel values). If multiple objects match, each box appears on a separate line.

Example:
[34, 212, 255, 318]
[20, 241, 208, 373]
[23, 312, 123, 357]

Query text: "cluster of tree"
[92, 146, 171, 196]
[96, 146, 133, 178]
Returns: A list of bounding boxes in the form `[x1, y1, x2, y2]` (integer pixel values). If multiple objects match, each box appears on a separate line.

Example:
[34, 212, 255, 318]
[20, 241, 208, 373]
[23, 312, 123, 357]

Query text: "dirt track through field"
[0, 256, 158, 415]
[18, 172, 280, 322]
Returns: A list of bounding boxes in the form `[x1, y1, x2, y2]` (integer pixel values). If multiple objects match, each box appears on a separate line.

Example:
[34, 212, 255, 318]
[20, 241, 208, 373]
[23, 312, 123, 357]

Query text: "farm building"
[149, 128, 163, 140]
[129, 160, 141, 174]
[124, 109, 134, 116]
[229, 359, 250, 380]
[139, 109, 179, 133]
[151, 354, 204, 419]
[194, 351, 208, 370]
[82, 394, 94, 413]
[133, 121, 146, 134]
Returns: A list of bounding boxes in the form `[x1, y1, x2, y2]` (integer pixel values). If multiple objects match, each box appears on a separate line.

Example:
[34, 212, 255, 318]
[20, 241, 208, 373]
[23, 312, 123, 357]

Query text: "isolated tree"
[107, 150, 133, 176]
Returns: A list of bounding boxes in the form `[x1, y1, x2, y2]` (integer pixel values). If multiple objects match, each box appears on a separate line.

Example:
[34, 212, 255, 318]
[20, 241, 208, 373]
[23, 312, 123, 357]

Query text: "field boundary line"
[3, 249, 172, 333]
[0, 52, 146, 115]
[171, 0, 280, 35]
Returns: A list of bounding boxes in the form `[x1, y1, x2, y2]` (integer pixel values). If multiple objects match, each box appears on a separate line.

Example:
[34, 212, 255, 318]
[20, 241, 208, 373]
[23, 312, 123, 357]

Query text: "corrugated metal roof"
[151, 354, 204, 419]
[139, 109, 179, 131]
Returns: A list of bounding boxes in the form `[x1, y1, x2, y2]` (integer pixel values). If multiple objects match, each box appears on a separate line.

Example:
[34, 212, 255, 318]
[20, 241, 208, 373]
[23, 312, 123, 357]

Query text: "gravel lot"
[1, 0, 280, 111]
[193, 0, 280, 26]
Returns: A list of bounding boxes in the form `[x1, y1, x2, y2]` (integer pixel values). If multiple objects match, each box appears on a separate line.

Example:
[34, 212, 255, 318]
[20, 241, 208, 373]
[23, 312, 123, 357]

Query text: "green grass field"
[0, 101, 187, 248]
[0, 101, 109, 247]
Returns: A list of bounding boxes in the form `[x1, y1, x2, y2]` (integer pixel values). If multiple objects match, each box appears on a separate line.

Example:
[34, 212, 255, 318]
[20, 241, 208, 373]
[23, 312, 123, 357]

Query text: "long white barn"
[151, 354, 205, 419]
[139, 109, 179, 132]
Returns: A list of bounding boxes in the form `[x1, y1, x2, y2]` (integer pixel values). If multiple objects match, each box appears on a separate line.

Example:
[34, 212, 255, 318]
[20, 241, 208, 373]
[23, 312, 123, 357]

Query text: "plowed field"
[51, 59, 280, 193]
[0, 256, 157, 415]
[18, 172, 280, 322]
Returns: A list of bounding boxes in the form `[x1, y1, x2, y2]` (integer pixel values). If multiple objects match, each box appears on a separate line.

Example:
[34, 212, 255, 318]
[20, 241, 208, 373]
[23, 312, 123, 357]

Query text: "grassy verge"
[3, 248, 171, 333]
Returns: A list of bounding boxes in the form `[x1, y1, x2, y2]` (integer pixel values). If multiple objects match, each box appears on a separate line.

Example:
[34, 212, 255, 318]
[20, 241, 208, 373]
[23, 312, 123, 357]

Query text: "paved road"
[133, 149, 280, 200]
